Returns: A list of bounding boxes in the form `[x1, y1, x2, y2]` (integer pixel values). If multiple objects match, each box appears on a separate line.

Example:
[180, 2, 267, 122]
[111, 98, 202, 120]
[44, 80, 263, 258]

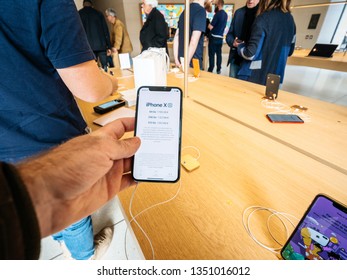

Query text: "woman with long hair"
[236, 0, 296, 85]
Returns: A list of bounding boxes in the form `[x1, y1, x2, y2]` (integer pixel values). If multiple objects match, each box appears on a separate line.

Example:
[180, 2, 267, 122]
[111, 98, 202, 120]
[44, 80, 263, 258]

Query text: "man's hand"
[18, 118, 141, 237]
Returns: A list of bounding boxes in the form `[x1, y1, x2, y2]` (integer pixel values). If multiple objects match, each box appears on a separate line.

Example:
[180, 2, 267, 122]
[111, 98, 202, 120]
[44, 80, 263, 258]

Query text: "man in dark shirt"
[207, 0, 228, 74]
[79, 0, 113, 68]
[139, 0, 168, 52]
[173, 0, 206, 69]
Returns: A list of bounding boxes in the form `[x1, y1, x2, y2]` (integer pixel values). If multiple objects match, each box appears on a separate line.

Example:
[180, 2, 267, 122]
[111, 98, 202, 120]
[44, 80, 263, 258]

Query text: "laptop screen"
[308, 43, 338, 58]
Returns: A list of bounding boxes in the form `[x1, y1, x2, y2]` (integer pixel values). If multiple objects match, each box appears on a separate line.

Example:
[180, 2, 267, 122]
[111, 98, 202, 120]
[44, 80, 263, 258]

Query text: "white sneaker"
[59, 241, 74, 260]
[90, 227, 114, 260]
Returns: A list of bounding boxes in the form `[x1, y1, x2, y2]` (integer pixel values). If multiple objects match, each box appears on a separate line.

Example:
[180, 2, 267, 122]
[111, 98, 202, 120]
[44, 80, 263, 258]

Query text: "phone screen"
[132, 86, 182, 182]
[266, 114, 304, 123]
[98, 100, 121, 109]
[281, 194, 347, 260]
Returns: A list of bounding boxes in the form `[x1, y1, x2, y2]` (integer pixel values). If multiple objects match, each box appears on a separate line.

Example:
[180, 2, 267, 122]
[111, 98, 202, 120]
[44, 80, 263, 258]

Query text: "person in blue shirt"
[226, 0, 259, 78]
[0, 0, 118, 260]
[236, 0, 296, 85]
[173, 0, 206, 69]
[207, 0, 228, 74]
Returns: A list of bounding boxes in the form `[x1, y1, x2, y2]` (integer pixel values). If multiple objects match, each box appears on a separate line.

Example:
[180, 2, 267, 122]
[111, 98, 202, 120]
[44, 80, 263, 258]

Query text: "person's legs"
[107, 54, 114, 68]
[53, 216, 94, 260]
[208, 38, 216, 72]
[229, 61, 240, 78]
[215, 38, 223, 74]
[97, 51, 108, 69]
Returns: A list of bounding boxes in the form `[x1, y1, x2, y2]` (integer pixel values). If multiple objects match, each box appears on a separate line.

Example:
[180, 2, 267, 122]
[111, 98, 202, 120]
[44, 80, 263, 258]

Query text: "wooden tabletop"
[77, 68, 347, 260]
[177, 71, 347, 175]
[287, 49, 347, 72]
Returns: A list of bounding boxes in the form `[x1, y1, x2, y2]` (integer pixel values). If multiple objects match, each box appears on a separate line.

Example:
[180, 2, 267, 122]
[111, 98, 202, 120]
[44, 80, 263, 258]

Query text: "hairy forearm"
[17, 118, 140, 237]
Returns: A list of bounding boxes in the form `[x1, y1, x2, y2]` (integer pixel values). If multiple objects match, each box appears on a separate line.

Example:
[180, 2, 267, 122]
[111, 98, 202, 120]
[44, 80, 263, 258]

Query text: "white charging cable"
[242, 206, 299, 255]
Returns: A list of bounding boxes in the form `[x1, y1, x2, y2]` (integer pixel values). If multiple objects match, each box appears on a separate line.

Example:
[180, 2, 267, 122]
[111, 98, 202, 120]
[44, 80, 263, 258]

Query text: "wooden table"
[77, 69, 347, 260]
[287, 49, 347, 72]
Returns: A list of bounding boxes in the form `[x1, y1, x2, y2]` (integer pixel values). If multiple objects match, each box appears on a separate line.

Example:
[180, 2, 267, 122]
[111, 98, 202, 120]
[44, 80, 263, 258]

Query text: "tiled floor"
[40, 55, 346, 260]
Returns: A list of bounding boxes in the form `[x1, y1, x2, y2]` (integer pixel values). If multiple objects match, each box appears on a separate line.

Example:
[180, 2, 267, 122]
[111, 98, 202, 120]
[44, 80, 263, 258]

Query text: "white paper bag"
[133, 48, 169, 90]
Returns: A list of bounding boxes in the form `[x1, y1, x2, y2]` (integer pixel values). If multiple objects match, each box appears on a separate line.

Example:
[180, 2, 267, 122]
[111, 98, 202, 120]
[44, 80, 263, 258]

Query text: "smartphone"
[93, 99, 125, 114]
[265, 73, 281, 100]
[132, 86, 183, 183]
[192, 58, 200, 78]
[266, 114, 304, 123]
[281, 194, 347, 260]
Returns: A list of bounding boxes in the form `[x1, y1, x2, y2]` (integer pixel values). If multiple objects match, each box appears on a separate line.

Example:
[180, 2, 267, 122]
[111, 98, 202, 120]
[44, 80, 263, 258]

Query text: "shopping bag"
[133, 48, 170, 90]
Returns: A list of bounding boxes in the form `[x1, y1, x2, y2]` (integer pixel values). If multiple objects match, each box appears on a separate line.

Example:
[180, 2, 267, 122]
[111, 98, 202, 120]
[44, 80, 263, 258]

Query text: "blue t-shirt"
[178, 3, 206, 66]
[0, 0, 95, 162]
[210, 9, 228, 37]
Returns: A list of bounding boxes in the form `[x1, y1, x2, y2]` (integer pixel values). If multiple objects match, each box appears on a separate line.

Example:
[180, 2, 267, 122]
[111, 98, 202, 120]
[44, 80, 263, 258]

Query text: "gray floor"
[40, 56, 346, 260]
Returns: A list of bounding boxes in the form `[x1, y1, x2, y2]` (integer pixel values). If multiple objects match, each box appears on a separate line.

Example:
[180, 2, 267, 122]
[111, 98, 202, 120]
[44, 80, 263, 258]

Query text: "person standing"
[207, 0, 228, 74]
[78, 0, 113, 69]
[105, 7, 133, 67]
[173, 0, 206, 69]
[226, 0, 259, 78]
[0, 0, 118, 260]
[204, 0, 213, 39]
[140, 0, 168, 52]
[236, 0, 296, 85]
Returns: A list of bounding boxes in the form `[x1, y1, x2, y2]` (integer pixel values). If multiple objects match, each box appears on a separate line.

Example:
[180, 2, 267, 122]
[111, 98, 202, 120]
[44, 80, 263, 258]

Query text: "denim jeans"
[52, 216, 94, 260]
[94, 51, 113, 69]
[208, 36, 224, 73]
[229, 61, 240, 78]
[4, 155, 95, 260]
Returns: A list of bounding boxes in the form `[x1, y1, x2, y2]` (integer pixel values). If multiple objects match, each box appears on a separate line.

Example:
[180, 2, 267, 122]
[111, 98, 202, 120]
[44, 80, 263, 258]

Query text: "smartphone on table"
[93, 99, 125, 114]
[281, 194, 347, 260]
[132, 86, 183, 183]
[266, 114, 304, 123]
[265, 73, 280, 100]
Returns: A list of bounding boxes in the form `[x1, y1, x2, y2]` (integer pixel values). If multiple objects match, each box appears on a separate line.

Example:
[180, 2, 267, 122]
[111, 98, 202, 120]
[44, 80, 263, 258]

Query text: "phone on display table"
[281, 194, 347, 260]
[93, 99, 125, 114]
[132, 86, 183, 183]
[266, 114, 304, 123]
[265, 73, 280, 100]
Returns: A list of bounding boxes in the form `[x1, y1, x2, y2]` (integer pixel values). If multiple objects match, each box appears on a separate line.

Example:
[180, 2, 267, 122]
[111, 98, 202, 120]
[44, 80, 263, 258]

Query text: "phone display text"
[132, 86, 182, 182]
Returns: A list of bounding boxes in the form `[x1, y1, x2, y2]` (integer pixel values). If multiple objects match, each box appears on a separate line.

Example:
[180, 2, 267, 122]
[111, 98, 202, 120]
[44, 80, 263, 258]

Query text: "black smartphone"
[132, 86, 183, 183]
[93, 99, 125, 114]
[265, 73, 281, 100]
[266, 114, 304, 123]
[281, 194, 347, 260]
